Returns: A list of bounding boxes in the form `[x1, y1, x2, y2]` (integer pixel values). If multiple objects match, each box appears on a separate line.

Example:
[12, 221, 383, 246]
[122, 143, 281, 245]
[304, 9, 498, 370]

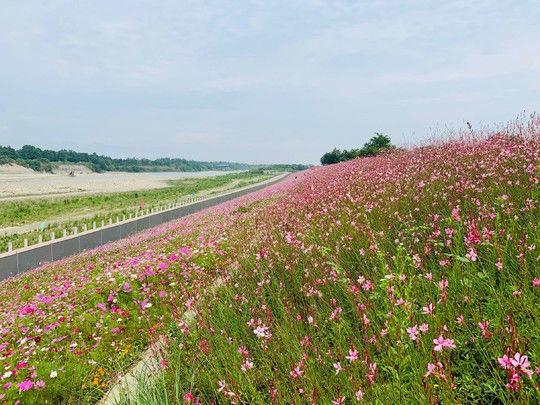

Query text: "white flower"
[50, 370, 57, 378]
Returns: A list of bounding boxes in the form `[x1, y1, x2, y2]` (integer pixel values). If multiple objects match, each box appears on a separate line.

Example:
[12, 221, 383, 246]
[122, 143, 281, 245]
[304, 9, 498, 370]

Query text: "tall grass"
[126, 130, 539, 403]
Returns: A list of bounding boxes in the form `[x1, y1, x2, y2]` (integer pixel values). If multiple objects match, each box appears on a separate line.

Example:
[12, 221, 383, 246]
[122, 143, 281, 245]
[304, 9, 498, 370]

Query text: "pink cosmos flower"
[532, 278, 540, 287]
[18, 380, 33, 392]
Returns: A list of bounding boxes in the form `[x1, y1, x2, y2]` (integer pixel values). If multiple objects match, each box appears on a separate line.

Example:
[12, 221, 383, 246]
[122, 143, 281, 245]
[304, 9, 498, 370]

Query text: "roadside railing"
[0, 173, 288, 280]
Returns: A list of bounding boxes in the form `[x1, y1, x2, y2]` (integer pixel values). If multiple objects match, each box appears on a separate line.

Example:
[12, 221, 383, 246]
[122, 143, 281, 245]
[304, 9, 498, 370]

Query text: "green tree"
[320, 148, 344, 165]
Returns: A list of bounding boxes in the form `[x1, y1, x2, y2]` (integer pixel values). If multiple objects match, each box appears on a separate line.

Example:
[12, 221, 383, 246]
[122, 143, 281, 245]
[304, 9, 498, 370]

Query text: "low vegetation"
[0, 118, 538, 403]
[320, 133, 393, 165]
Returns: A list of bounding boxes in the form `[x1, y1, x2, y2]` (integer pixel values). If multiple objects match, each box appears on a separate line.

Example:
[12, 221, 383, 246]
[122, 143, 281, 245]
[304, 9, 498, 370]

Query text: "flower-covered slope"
[0, 119, 539, 404]
[148, 126, 539, 403]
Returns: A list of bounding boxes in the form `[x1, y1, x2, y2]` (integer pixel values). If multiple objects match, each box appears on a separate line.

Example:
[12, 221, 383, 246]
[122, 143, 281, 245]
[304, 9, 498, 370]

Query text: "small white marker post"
[63, 229, 67, 237]
[93, 222, 97, 230]
[51, 232, 55, 241]
[109, 218, 112, 225]
[23, 239, 28, 248]
[83, 224, 88, 232]
[7, 242, 12, 252]
[38, 234, 43, 243]
[73, 227, 78, 235]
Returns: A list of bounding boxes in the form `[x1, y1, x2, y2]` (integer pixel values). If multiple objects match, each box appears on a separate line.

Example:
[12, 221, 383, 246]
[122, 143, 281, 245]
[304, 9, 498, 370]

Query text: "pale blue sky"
[1, 1, 539, 164]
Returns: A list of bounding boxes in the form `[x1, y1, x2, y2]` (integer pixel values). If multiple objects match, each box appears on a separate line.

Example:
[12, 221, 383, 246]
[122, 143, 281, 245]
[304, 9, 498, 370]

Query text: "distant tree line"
[320, 133, 393, 165]
[0, 144, 308, 173]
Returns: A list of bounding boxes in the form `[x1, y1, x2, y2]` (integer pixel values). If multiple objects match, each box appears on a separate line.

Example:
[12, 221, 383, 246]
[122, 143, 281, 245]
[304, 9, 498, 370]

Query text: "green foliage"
[0, 144, 308, 173]
[320, 133, 393, 165]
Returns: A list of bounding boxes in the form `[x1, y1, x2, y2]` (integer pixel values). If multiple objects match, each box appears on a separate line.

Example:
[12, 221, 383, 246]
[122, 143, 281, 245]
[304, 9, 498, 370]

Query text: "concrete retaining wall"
[0, 174, 287, 281]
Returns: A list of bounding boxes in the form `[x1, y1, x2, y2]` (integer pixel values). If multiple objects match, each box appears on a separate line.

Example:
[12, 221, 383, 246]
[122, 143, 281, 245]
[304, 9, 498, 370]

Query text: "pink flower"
[333, 362, 342, 375]
[478, 321, 491, 339]
[332, 396, 346, 405]
[355, 389, 364, 401]
[407, 325, 419, 341]
[253, 325, 270, 339]
[511, 353, 528, 368]
[34, 380, 45, 389]
[498, 354, 512, 369]
[532, 278, 540, 287]
[346, 348, 358, 362]
[184, 392, 194, 402]
[18, 304, 37, 317]
[241, 359, 254, 372]
[422, 302, 435, 316]
[18, 380, 33, 392]
[433, 335, 455, 351]
[425, 362, 436, 377]
[465, 248, 477, 262]
[451, 206, 461, 221]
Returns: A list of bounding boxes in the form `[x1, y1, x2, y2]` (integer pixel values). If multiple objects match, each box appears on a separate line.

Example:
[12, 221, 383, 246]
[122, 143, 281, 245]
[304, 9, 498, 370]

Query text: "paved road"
[0, 173, 288, 282]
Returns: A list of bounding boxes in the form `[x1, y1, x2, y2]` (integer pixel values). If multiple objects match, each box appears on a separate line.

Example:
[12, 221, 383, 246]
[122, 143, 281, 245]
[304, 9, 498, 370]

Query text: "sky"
[1, 1, 539, 165]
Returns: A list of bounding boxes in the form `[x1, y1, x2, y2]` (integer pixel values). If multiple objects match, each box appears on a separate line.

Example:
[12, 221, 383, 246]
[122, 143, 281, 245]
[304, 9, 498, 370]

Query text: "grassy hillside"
[0, 119, 538, 403]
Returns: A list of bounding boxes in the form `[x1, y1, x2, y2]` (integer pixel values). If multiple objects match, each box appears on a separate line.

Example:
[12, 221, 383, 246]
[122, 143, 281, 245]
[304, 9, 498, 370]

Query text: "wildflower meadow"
[0, 118, 539, 404]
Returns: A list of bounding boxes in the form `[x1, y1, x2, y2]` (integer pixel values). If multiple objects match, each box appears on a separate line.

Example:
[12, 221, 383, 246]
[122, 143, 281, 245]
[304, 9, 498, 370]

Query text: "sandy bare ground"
[0, 164, 239, 201]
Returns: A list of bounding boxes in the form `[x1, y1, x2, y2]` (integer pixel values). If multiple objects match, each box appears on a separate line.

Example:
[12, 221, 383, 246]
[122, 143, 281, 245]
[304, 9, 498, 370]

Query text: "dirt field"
[0, 164, 239, 201]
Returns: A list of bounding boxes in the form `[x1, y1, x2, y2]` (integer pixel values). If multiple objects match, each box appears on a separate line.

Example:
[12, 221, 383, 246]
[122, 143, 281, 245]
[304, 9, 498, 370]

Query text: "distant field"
[0, 170, 277, 251]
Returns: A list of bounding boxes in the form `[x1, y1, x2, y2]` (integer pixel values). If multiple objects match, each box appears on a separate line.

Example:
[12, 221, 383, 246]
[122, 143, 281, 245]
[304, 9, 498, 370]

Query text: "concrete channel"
[0, 174, 288, 281]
